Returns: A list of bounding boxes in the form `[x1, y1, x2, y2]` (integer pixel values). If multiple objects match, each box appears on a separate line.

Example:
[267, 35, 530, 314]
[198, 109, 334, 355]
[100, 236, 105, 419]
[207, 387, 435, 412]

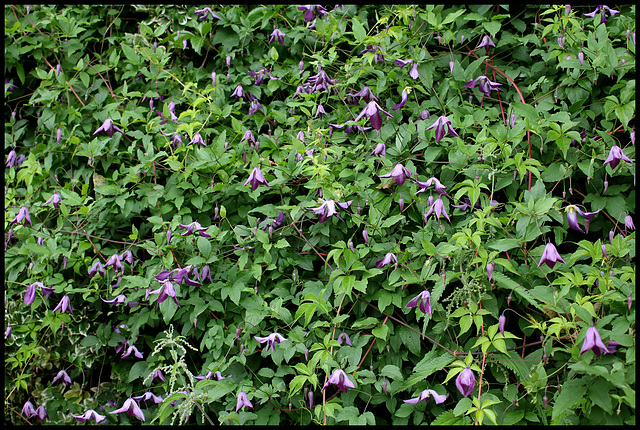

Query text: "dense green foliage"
[4, 4, 635, 425]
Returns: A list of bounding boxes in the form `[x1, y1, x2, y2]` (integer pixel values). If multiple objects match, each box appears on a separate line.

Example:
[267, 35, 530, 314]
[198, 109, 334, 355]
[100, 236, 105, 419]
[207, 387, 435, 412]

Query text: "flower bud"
[63, 256, 68, 269]
[304, 347, 309, 361]
[507, 295, 512, 305]
[348, 241, 355, 253]
[398, 198, 405, 213]
[498, 314, 506, 336]
[362, 228, 369, 245]
[226, 55, 231, 67]
[307, 391, 313, 408]
[543, 395, 548, 409]
[628, 296, 633, 310]
[236, 327, 243, 339]
[603, 180, 608, 193]
[601, 244, 607, 258]
[167, 230, 172, 245]
[382, 378, 388, 394]
[211, 72, 217, 86]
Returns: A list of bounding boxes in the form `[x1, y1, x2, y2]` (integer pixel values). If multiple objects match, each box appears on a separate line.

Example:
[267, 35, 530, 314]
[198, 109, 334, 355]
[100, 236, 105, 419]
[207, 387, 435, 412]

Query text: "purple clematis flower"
[624, 214, 635, 231]
[579, 325, 609, 357]
[419, 109, 431, 120]
[179, 221, 211, 237]
[307, 198, 353, 222]
[255, 332, 286, 352]
[315, 104, 327, 117]
[584, 5, 619, 24]
[425, 197, 451, 222]
[100, 294, 128, 305]
[89, 261, 106, 278]
[392, 87, 411, 110]
[241, 129, 256, 145]
[23, 401, 37, 418]
[167, 101, 179, 122]
[354, 100, 393, 133]
[475, 35, 496, 53]
[5, 326, 12, 339]
[24, 282, 37, 306]
[606, 340, 621, 354]
[147, 280, 180, 307]
[456, 367, 475, 397]
[248, 68, 280, 86]
[337, 332, 353, 346]
[52, 370, 72, 385]
[537, 242, 566, 269]
[395, 58, 414, 68]
[110, 398, 145, 421]
[93, 118, 123, 137]
[371, 142, 386, 156]
[72, 409, 107, 423]
[426, 115, 459, 143]
[56, 128, 62, 142]
[346, 86, 378, 103]
[10, 206, 32, 226]
[404, 388, 448, 404]
[498, 314, 506, 336]
[133, 392, 163, 404]
[248, 99, 263, 117]
[298, 5, 327, 22]
[409, 62, 420, 79]
[151, 369, 166, 382]
[121, 344, 144, 359]
[105, 253, 125, 275]
[303, 65, 335, 93]
[44, 191, 62, 210]
[565, 205, 600, 233]
[465, 75, 502, 98]
[35, 405, 47, 420]
[379, 163, 412, 187]
[322, 368, 356, 393]
[244, 166, 269, 191]
[406, 289, 433, 314]
[361, 44, 385, 62]
[231, 85, 245, 100]
[415, 177, 447, 196]
[6, 149, 17, 167]
[603, 145, 633, 170]
[269, 27, 286, 45]
[236, 391, 253, 412]
[195, 7, 221, 20]
[188, 133, 206, 149]
[375, 252, 399, 270]
[487, 261, 496, 282]
[6, 78, 18, 93]
[53, 295, 73, 314]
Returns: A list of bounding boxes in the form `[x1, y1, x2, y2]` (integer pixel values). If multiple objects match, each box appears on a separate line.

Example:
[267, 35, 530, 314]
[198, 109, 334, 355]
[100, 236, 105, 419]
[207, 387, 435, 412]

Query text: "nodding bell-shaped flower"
[603, 145, 633, 170]
[188, 133, 206, 149]
[565, 205, 600, 233]
[307, 198, 353, 223]
[455, 367, 475, 397]
[121, 344, 144, 359]
[10, 206, 32, 226]
[404, 388, 448, 404]
[254, 332, 286, 352]
[392, 87, 412, 110]
[231, 85, 245, 100]
[584, 5, 619, 24]
[110, 398, 145, 421]
[371, 142, 386, 156]
[337, 332, 353, 346]
[72, 409, 107, 423]
[269, 27, 285, 45]
[346, 86, 378, 103]
[579, 325, 609, 357]
[24, 282, 37, 306]
[179, 221, 211, 237]
[44, 191, 62, 210]
[236, 391, 253, 412]
[406, 289, 433, 314]
[52, 370, 72, 385]
[147, 280, 180, 307]
[362, 228, 369, 245]
[195, 7, 221, 20]
[53, 295, 73, 314]
[297, 5, 327, 22]
[475, 35, 496, 53]
[375, 252, 398, 270]
[315, 103, 327, 117]
[244, 166, 269, 191]
[537, 242, 566, 269]
[424, 197, 451, 222]
[35, 405, 48, 420]
[93, 118, 123, 137]
[322, 368, 356, 393]
[465, 75, 502, 98]
[354, 100, 393, 133]
[23, 401, 37, 418]
[89, 261, 106, 278]
[248, 99, 263, 116]
[379, 163, 413, 187]
[426, 115, 459, 143]
[499, 314, 506, 336]
[415, 176, 447, 196]
[624, 214, 635, 231]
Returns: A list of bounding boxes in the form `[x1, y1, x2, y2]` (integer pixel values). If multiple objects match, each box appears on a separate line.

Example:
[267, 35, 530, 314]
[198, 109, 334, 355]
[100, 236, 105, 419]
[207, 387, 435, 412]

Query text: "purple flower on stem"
[624, 214, 635, 231]
[167, 101, 179, 123]
[371, 142, 386, 156]
[244, 166, 269, 191]
[375, 252, 398, 270]
[89, 261, 106, 278]
[603, 145, 633, 170]
[231, 85, 245, 100]
[35, 405, 47, 421]
[409, 62, 420, 79]
[606, 340, 621, 354]
[269, 27, 285, 45]
[10, 206, 32, 226]
[53, 295, 73, 314]
[354, 100, 393, 133]
[133, 392, 163, 404]
[322, 368, 356, 393]
[425, 197, 451, 222]
[392, 87, 411, 110]
[44, 191, 62, 210]
[188, 133, 206, 149]
[121, 344, 144, 359]
[456, 367, 475, 397]
[475, 35, 496, 53]
[346, 86, 378, 103]
[248, 99, 263, 116]
[100, 294, 128, 305]
[426, 115, 459, 143]
[72, 409, 107, 423]
[579, 325, 609, 357]
[404, 388, 448, 404]
[52, 370, 72, 385]
[499, 315, 506, 336]
[584, 5, 619, 24]
[395, 58, 414, 68]
[465, 75, 502, 98]
[337, 332, 353, 346]
[6, 150, 17, 168]
[5, 326, 12, 339]
[254, 332, 286, 352]
[415, 177, 447, 196]
[93, 118, 123, 137]
[241, 129, 256, 145]
[537, 242, 566, 269]
[151, 369, 166, 382]
[56, 128, 62, 142]
[487, 261, 496, 282]
[363, 228, 369, 245]
[236, 391, 253, 412]
[248, 68, 279, 86]
[24, 283, 37, 306]
[195, 7, 221, 20]
[110, 398, 145, 421]
[361, 44, 385, 62]
[179, 221, 211, 237]
[379, 163, 413, 187]
[406, 290, 433, 314]
[315, 104, 327, 117]
[105, 253, 125, 275]
[565, 205, 600, 233]
[147, 280, 180, 307]
[307, 199, 353, 222]
[23, 401, 37, 418]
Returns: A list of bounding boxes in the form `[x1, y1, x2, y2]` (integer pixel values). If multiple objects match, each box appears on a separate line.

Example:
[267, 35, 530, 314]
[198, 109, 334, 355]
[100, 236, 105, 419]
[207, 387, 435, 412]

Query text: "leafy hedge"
[4, 4, 635, 425]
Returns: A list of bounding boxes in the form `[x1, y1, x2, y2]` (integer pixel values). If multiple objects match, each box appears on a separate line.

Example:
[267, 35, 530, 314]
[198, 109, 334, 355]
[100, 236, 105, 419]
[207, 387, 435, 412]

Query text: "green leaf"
[352, 17, 366, 43]
[128, 361, 149, 383]
[371, 325, 389, 341]
[197, 236, 211, 258]
[551, 378, 587, 422]
[483, 21, 501, 37]
[380, 364, 404, 380]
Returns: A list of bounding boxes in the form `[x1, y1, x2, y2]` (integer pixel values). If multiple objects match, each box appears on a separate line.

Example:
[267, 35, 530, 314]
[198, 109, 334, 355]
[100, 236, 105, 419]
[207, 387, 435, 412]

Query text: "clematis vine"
[392, 87, 412, 110]
[52, 370, 72, 385]
[231, 85, 246, 100]
[89, 261, 106, 278]
[565, 205, 600, 233]
[248, 99, 263, 116]
[361, 44, 385, 62]
[307, 198, 353, 222]
[415, 176, 447, 196]
[133, 392, 163, 404]
[404, 388, 448, 405]
[93, 118, 123, 137]
[236, 391, 253, 412]
[44, 191, 62, 209]
[371, 142, 386, 156]
[456, 367, 476, 397]
[537, 242, 566, 269]
[603, 145, 633, 170]
[188, 133, 206, 149]
[72, 409, 107, 423]
[315, 104, 327, 117]
[254, 332, 286, 352]
[624, 214, 635, 232]
[379, 163, 413, 186]
[584, 4, 619, 24]
[121, 344, 144, 359]
[53, 295, 73, 314]
[375, 252, 399, 270]
[322, 368, 356, 393]
[248, 68, 279, 86]
[297, 5, 327, 22]
[179, 221, 211, 237]
[269, 27, 285, 45]
[146, 280, 180, 307]
[105, 253, 125, 275]
[406, 289, 433, 314]
[475, 35, 495, 53]
[10, 206, 32, 226]
[337, 332, 353, 346]
[426, 115, 459, 143]
[303, 65, 335, 93]
[465, 75, 502, 98]
[110, 398, 145, 421]
[579, 325, 609, 357]
[244, 166, 269, 191]
[424, 197, 451, 222]
[23, 401, 37, 418]
[24, 282, 37, 306]
[346, 85, 378, 103]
